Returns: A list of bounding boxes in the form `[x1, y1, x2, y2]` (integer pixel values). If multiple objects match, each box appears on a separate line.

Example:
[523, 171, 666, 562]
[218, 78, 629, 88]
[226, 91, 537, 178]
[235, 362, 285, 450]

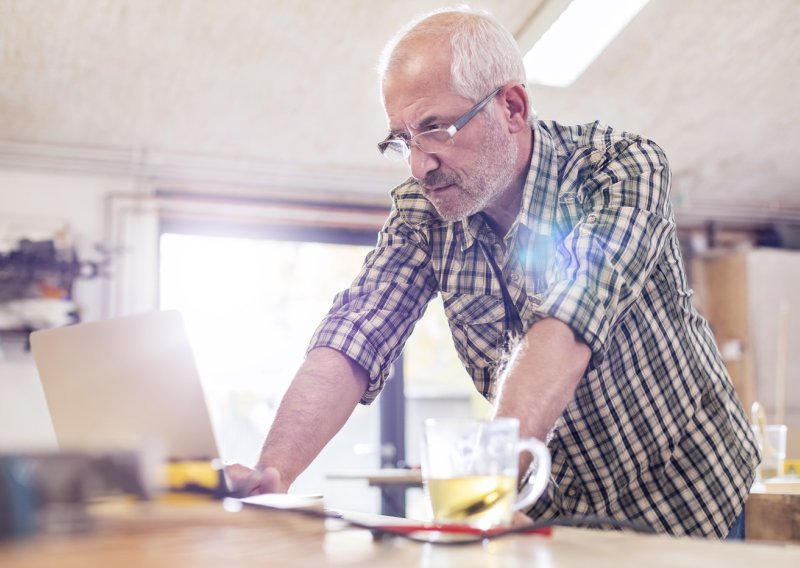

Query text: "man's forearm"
[256, 346, 369, 490]
[493, 317, 591, 443]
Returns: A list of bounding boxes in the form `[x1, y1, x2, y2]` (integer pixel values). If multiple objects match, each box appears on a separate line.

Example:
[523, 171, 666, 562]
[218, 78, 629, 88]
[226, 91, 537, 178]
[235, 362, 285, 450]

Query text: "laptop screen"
[30, 310, 220, 461]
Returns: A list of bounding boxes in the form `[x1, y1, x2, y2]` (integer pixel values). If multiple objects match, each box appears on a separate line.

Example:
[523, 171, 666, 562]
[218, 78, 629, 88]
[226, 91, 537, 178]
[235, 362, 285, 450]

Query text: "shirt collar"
[459, 215, 485, 250]
[519, 121, 559, 238]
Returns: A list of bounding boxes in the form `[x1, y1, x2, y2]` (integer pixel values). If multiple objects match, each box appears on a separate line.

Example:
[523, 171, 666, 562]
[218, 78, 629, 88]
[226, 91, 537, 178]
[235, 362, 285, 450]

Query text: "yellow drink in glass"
[426, 475, 517, 529]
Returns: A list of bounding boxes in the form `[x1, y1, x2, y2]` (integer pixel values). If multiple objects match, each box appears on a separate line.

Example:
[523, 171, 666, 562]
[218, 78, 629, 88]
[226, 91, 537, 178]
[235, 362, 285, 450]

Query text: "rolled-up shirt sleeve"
[534, 137, 674, 360]
[307, 206, 439, 404]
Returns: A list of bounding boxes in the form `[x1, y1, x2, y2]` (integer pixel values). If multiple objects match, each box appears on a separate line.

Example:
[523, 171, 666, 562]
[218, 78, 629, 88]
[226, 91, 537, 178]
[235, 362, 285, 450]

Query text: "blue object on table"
[0, 457, 38, 539]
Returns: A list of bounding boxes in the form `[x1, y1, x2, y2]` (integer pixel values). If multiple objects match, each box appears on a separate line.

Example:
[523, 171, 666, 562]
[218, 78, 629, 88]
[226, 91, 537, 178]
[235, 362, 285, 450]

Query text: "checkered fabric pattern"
[308, 120, 759, 537]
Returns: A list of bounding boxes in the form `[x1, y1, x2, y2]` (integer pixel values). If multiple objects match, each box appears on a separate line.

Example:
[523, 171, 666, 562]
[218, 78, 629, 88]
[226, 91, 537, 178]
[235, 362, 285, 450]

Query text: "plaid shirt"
[309, 120, 759, 537]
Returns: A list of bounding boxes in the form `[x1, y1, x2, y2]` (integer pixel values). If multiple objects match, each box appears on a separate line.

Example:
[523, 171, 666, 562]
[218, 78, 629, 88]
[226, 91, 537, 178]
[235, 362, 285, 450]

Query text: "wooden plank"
[746, 249, 800, 448]
[695, 252, 756, 411]
[746, 492, 800, 543]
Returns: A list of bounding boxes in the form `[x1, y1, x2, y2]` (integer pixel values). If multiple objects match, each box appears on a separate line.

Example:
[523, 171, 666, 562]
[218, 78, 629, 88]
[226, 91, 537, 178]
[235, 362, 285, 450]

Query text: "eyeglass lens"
[378, 86, 502, 162]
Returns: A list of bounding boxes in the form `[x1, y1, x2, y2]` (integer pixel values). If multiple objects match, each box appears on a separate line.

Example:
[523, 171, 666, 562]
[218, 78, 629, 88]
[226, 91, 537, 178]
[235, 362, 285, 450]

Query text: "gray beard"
[425, 118, 519, 222]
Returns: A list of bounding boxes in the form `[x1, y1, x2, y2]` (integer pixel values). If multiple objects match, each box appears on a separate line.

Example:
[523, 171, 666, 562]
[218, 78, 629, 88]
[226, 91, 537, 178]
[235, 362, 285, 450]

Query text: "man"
[228, 7, 759, 538]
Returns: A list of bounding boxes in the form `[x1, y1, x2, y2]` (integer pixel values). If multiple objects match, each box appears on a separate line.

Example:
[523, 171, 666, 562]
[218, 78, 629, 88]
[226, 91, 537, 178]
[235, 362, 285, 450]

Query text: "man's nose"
[409, 146, 440, 181]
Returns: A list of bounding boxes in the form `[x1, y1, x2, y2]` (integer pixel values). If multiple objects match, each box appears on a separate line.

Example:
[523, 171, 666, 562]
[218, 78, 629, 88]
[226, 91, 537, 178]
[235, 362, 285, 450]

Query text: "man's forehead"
[384, 65, 446, 99]
[382, 56, 455, 129]
[383, 86, 461, 133]
[382, 33, 458, 126]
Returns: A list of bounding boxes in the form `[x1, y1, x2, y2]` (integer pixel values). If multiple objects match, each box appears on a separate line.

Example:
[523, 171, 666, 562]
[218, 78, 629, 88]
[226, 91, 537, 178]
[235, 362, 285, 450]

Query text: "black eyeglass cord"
[478, 240, 524, 349]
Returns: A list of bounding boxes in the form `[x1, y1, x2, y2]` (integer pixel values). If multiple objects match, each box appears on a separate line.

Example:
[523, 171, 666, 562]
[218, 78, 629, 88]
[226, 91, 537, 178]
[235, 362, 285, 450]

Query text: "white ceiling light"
[524, 0, 651, 88]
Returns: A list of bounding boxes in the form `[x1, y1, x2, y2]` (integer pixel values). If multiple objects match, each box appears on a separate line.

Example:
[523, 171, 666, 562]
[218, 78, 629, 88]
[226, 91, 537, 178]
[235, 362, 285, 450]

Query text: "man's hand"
[225, 463, 286, 496]
[512, 511, 535, 528]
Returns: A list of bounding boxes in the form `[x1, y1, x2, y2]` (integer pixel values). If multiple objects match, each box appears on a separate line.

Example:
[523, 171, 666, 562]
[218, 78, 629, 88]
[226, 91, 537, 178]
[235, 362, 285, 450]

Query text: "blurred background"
[1, 0, 798, 517]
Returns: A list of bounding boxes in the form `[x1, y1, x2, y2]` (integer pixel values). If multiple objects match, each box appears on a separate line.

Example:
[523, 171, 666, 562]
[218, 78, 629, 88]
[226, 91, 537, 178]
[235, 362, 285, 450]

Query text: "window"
[160, 231, 382, 512]
[157, 201, 490, 516]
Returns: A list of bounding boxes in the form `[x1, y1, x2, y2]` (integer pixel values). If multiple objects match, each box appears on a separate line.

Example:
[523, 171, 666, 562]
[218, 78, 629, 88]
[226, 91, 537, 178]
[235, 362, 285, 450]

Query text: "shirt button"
[510, 272, 521, 283]
[566, 487, 579, 497]
[586, 213, 598, 224]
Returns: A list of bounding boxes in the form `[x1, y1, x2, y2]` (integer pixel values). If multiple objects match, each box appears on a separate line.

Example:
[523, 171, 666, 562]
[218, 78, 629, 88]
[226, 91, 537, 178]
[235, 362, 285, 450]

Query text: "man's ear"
[500, 83, 530, 133]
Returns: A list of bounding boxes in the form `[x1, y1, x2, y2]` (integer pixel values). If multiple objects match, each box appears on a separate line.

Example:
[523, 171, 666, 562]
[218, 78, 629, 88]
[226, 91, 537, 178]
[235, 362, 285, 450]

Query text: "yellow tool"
[163, 459, 228, 500]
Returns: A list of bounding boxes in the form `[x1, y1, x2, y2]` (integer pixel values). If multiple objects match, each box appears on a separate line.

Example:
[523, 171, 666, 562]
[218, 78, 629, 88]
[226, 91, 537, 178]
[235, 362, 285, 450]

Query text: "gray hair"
[378, 6, 527, 103]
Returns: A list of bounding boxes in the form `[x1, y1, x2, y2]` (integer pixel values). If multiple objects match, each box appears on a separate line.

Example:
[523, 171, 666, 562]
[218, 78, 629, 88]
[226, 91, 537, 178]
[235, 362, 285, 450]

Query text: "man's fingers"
[258, 467, 284, 493]
[512, 511, 534, 527]
[224, 463, 261, 496]
[224, 464, 285, 496]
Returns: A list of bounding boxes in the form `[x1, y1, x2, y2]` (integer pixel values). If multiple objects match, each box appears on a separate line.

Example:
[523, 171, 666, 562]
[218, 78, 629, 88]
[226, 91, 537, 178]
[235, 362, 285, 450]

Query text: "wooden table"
[1, 498, 799, 567]
[747, 479, 800, 542]
[333, 469, 800, 544]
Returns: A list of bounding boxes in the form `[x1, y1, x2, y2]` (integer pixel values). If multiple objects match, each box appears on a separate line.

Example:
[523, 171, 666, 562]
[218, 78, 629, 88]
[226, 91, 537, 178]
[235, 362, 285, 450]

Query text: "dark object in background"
[0, 456, 37, 538]
[0, 451, 149, 539]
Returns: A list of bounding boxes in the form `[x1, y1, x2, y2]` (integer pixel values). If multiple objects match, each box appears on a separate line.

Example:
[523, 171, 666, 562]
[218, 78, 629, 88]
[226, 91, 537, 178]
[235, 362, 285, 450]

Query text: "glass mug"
[420, 417, 550, 530]
[751, 424, 787, 480]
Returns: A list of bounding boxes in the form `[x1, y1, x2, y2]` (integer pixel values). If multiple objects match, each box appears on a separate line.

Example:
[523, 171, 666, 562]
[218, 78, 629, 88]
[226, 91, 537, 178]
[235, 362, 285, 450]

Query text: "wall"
[691, 247, 800, 460]
[0, 166, 145, 449]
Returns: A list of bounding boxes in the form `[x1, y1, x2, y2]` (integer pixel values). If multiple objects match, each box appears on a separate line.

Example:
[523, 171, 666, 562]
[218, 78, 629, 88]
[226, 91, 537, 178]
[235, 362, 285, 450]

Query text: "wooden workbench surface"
[1, 499, 799, 567]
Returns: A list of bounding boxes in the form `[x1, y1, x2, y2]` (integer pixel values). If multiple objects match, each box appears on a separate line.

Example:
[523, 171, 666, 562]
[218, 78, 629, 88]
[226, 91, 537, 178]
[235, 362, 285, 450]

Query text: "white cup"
[752, 424, 787, 480]
[420, 417, 550, 529]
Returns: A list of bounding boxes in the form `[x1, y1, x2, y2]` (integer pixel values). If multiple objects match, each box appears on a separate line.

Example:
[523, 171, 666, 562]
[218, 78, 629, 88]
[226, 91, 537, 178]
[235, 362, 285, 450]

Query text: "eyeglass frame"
[377, 85, 504, 160]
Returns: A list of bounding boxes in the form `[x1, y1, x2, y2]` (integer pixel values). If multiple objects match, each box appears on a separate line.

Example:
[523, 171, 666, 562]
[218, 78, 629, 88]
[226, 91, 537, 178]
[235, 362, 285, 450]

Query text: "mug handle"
[512, 438, 551, 512]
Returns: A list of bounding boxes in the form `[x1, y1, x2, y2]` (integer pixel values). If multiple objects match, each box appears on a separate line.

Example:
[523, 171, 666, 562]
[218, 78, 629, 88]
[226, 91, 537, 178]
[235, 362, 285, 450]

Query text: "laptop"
[29, 309, 220, 461]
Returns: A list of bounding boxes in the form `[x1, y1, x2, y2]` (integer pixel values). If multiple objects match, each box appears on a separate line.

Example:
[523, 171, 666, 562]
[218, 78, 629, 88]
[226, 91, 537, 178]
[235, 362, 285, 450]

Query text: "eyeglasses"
[377, 86, 503, 162]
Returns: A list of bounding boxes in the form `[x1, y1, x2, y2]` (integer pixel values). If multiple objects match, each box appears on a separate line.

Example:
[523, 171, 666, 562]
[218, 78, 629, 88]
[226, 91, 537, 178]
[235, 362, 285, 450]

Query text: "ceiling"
[1, 0, 798, 228]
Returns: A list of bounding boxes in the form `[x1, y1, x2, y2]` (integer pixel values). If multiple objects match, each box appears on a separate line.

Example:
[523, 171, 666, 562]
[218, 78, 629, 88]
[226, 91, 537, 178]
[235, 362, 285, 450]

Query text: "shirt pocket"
[442, 293, 507, 369]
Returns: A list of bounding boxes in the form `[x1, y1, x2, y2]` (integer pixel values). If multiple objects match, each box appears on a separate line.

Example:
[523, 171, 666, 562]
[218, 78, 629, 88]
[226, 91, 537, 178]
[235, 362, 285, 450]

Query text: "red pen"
[371, 523, 553, 537]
